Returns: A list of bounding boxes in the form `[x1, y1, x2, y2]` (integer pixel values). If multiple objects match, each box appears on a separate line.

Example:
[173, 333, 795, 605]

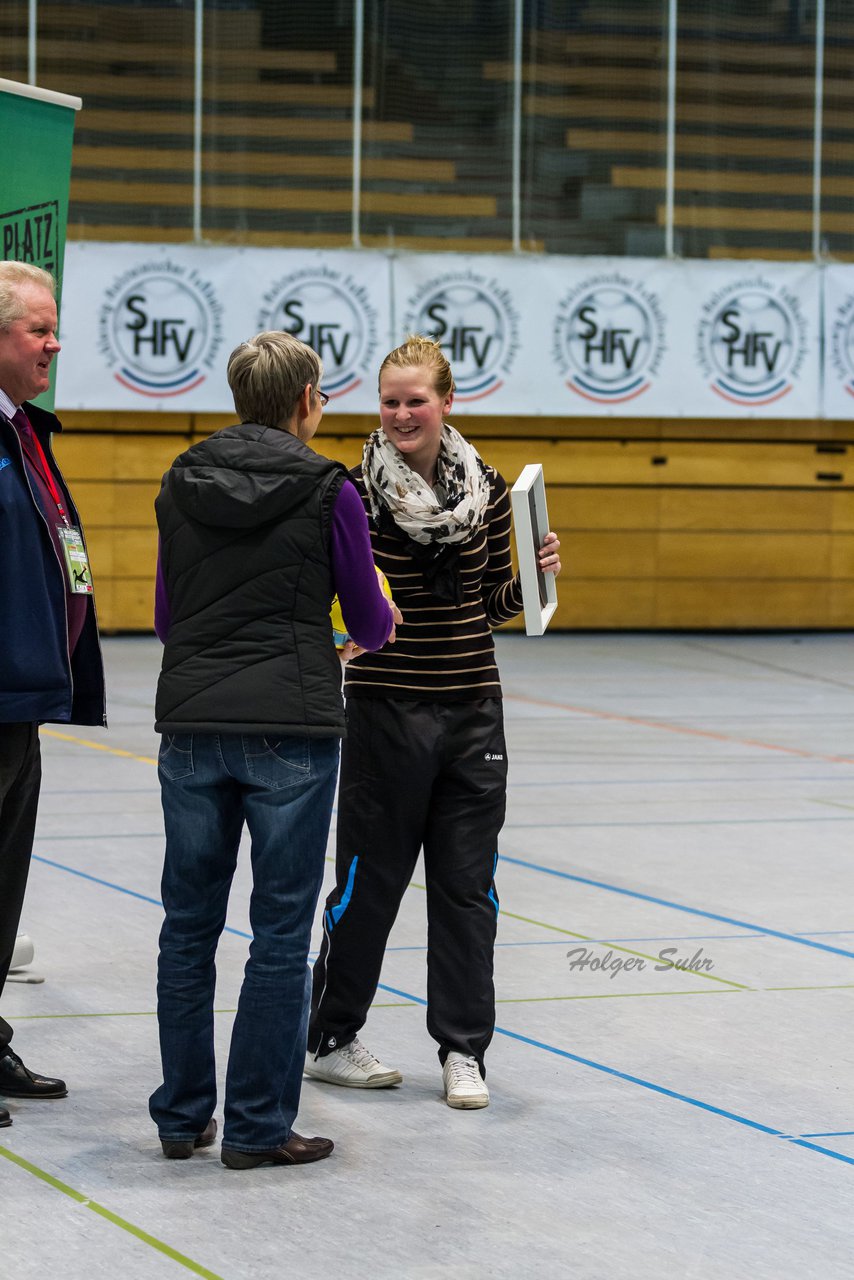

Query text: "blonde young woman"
[306, 336, 561, 1108]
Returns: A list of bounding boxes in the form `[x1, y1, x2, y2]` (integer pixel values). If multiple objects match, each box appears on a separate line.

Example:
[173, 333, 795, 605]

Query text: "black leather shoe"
[160, 1117, 217, 1160]
[0, 1106, 10, 1127]
[0, 1050, 67, 1098]
[221, 1132, 334, 1169]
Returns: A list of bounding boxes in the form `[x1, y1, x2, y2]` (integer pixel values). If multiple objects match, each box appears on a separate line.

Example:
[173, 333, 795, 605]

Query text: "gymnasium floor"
[3, 632, 854, 1279]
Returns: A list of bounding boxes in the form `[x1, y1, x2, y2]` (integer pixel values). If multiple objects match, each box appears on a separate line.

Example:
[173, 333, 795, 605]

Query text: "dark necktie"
[11, 407, 32, 437]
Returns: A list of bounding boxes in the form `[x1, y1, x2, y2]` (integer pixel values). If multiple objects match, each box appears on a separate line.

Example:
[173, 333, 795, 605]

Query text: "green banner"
[0, 78, 80, 409]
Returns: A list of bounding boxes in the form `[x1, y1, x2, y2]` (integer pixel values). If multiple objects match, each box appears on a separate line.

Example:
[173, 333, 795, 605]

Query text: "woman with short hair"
[150, 330, 399, 1168]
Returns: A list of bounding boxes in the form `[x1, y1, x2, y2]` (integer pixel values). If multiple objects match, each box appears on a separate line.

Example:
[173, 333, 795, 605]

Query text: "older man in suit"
[0, 260, 105, 1126]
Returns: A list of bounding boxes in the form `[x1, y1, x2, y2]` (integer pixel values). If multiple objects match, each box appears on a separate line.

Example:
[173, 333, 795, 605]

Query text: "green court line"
[812, 799, 854, 813]
[765, 983, 854, 992]
[494, 905, 750, 990]
[0, 1145, 224, 1280]
[12, 1001, 417, 1022]
[12, 1010, 160, 1020]
[496, 987, 742, 1003]
[13, 985, 851, 1023]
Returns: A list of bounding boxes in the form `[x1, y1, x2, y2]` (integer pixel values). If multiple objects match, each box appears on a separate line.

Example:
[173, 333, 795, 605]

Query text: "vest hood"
[165, 422, 318, 529]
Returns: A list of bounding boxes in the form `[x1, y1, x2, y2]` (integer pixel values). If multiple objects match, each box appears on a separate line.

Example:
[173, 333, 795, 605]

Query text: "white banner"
[57, 244, 392, 413]
[392, 253, 531, 413]
[56, 244, 834, 419]
[541, 258, 678, 417]
[823, 265, 854, 420]
[685, 262, 820, 418]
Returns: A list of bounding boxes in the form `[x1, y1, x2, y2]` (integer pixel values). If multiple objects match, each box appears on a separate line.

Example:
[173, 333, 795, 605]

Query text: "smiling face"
[0, 283, 61, 405]
[379, 364, 453, 484]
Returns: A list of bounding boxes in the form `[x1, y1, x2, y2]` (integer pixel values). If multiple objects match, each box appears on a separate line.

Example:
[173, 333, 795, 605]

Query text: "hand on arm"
[331, 480, 400, 660]
[339, 600, 402, 663]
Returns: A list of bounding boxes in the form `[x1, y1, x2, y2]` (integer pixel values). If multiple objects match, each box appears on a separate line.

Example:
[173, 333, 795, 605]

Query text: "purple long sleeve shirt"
[154, 478, 393, 650]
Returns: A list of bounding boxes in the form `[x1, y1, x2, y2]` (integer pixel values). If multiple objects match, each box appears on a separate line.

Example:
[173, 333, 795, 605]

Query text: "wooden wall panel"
[113, 576, 157, 632]
[563, 532, 658, 578]
[658, 489, 830, 531]
[829, 535, 854, 579]
[552, 580, 657, 629]
[654, 581, 832, 629]
[50, 417, 854, 631]
[656, 532, 833, 579]
[549, 489, 661, 528]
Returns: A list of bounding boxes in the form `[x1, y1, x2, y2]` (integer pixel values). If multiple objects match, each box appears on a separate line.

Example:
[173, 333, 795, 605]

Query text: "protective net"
[1, 0, 849, 258]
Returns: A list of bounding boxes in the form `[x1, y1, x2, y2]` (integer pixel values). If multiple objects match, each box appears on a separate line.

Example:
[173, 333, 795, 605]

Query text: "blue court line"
[33, 833, 162, 841]
[800, 1130, 854, 1138]
[369, 928, 854, 953]
[510, 775, 854, 787]
[503, 816, 854, 829]
[30, 852, 853, 1171]
[34, 852, 854, 960]
[787, 1140, 854, 1164]
[42, 788, 156, 796]
[31, 855, 252, 942]
[500, 854, 854, 961]
[491, 933, 763, 947]
[43, 819, 854, 836]
[374, 983, 854, 1167]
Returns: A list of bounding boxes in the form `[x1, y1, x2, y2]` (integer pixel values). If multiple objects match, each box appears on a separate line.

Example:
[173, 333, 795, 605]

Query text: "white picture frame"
[510, 463, 558, 636]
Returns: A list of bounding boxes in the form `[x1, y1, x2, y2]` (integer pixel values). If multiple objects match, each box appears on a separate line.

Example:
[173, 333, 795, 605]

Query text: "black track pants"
[309, 697, 506, 1073]
[0, 723, 41, 1052]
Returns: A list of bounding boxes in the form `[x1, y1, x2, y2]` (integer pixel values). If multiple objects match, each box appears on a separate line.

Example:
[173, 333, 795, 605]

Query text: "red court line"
[504, 693, 854, 765]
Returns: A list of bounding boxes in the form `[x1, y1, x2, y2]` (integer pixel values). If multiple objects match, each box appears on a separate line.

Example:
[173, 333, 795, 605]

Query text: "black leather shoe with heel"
[0, 1050, 67, 1099]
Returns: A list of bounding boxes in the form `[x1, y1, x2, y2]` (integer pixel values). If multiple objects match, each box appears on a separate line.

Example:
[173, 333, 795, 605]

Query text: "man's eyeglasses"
[315, 388, 330, 407]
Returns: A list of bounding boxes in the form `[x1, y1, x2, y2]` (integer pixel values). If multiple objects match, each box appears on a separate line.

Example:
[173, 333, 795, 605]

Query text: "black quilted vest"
[154, 421, 347, 736]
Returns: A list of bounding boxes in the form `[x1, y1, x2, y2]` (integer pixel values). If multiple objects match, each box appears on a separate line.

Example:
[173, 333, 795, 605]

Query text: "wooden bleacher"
[0, 2, 512, 251]
[483, 13, 854, 258]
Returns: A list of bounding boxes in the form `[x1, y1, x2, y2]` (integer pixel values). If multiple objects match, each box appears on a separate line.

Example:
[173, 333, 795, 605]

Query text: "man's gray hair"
[227, 330, 323, 429]
[0, 261, 56, 329]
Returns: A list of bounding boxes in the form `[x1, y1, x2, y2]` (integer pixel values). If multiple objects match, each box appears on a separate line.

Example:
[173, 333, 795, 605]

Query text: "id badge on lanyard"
[57, 524, 94, 594]
[20, 423, 95, 596]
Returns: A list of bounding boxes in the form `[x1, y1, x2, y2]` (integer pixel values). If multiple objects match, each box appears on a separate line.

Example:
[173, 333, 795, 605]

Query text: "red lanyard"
[18, 420, 70, 527]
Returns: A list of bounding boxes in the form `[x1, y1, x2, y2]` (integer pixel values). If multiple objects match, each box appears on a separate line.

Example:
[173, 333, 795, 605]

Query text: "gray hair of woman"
[227, 330, 324, 430]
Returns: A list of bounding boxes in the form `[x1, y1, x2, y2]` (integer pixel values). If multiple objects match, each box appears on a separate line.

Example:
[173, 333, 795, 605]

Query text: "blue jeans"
[149, 731, 339, 1152]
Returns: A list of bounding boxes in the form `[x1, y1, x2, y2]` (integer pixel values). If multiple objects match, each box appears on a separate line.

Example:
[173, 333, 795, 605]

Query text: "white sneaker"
[304, 1037, 402, 1088]
[10, 934, 34, 971]
[443, 1052, 489, 1109]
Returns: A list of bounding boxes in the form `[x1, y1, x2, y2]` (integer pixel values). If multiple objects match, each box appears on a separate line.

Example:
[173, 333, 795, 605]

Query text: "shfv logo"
[829, 291, 854, 400]
[98, 262, 223, 397]
[258, 268, 379, 399]
[552, 275, 665, 404]
[402, 273, 519, 402]
[696, 278, 806, 406]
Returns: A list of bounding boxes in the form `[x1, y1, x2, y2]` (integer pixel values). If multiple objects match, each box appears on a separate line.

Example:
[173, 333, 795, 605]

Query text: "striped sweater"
[344, 463, 524, 701]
